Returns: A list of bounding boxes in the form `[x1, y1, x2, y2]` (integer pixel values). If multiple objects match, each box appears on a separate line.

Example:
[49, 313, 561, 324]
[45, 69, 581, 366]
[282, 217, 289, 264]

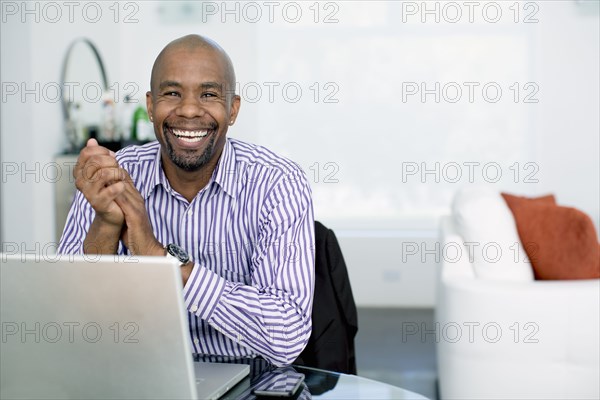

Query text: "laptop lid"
[0, 254, 247, 400]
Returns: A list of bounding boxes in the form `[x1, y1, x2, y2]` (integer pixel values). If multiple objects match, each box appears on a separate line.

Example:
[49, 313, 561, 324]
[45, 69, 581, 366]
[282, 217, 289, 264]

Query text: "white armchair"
[436, 216, 600, 399]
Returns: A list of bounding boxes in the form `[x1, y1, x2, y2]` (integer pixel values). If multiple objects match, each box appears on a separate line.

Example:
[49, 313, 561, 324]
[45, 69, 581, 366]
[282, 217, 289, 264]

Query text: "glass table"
[194, 355, 429, 400]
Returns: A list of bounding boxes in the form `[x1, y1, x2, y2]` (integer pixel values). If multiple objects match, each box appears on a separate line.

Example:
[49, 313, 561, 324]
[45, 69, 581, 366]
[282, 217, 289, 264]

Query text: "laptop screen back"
[1, 254, 198, 399]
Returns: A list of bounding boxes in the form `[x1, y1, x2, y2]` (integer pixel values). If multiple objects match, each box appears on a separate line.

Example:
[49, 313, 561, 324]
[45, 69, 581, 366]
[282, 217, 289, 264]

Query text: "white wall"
[1, 13, 33, 246]
[1, 3, 122, 248]
[1, 1, 598, 307]
[535, 3, 600, 217]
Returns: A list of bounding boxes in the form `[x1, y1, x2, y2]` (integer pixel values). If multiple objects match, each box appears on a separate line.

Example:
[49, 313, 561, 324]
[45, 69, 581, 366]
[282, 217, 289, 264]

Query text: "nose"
[175, 95, 206, 119]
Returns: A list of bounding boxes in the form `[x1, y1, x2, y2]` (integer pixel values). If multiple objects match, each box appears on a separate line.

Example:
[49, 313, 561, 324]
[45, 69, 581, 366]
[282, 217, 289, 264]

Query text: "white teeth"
[172, 129, 208, 138]
[178, 136, 202, 143]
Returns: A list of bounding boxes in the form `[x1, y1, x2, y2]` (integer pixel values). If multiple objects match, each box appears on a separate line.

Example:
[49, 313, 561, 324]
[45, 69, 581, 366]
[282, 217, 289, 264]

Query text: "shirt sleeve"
[57, 190, 126, 255]
[182, 168, 316, 367]
[57, 190, 93, 254]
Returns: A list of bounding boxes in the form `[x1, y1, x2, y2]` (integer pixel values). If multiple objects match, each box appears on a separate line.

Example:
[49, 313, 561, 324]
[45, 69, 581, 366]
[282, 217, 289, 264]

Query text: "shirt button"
[190, 305, 198, 312]
[187, 209, 193, 216]
[194, 338, 200, 344]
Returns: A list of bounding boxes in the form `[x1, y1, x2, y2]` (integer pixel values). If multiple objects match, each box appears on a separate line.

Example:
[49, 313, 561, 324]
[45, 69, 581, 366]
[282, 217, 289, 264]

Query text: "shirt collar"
[211, 138, 239, 198]
[143, 138, 239, 200]
[140, 146, 167, 200]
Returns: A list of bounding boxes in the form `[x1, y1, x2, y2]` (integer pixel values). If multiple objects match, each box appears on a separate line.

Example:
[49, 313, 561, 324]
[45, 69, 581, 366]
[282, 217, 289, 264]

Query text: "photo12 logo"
[233, 81, 340, 104]
[399, 1, 540, 24]
[401, 321, 540, 344]
[2, 321, 139, 344]
[401, 162, 540, 184]
[197, 1, 340, 24]
[401, 82, 540, 104]
[1, 1, 140, 24]
[401, 240, 539, 264]
[1, 81, 140, 105]
[1, 242, 143, 264]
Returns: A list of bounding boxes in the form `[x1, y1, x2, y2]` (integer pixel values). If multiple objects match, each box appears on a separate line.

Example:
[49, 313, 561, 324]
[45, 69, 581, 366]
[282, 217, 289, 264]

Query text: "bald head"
[150, 34, 236, 98]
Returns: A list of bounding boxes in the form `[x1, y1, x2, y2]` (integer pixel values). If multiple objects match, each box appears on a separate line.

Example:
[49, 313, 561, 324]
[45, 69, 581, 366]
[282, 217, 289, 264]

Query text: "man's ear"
[229, 95, 241, 125]
[146, 91, 153, 121]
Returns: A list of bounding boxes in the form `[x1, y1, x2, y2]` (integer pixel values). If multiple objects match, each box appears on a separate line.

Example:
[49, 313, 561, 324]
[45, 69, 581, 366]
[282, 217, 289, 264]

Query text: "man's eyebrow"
[158, 81, 182, 90]
[200, 82, 224, 92]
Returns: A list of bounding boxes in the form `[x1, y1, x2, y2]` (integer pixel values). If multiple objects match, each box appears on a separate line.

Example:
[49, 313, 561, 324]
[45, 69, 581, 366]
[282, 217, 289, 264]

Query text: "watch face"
[166, 244, 190, 264]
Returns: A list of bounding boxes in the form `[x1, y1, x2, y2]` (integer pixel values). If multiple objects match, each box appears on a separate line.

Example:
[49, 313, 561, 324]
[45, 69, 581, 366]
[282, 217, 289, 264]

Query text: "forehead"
[155, 46, 228, 85]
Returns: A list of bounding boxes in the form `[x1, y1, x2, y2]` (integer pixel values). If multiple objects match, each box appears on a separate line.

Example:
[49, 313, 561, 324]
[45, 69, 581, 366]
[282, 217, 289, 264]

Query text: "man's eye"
[164, 91, 180, 97]
[201, 92, 217, 98]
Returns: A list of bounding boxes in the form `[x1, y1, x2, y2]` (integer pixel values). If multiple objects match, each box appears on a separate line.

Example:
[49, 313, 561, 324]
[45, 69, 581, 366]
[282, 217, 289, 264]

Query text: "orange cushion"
[502, 193, 600, 280]
[503, 193, 557, 207]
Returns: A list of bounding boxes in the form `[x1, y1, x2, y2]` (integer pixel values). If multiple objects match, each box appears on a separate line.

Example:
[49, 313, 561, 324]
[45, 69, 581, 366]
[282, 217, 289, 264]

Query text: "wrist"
[150, 241, 166, 257]
[93, 214, 123, 232]
[165, 243, 190, 266]
[95, 212, 124, 230]
[164, 244, 194, 287]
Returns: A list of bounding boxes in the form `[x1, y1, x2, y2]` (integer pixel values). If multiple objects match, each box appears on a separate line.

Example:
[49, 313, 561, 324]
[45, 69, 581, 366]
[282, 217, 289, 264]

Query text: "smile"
[171, 128, 209, 143]
[164, 122, 216, 146]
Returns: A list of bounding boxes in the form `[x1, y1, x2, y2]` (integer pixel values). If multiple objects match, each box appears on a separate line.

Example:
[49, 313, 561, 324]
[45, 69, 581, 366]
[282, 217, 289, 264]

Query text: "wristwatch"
[165, 243, 190, 267]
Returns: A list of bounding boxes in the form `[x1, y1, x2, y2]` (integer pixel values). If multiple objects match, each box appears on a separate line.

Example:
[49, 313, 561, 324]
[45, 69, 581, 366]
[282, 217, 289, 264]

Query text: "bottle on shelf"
[101, 94, 117, 141]
[65, 101, 83, 152]
[131, 100, 155, 142]
[118, 94, 135, 141]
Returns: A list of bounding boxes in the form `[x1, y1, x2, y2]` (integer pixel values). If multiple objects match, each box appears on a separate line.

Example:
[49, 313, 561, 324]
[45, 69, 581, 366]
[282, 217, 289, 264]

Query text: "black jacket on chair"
[294, 221, 358, 374]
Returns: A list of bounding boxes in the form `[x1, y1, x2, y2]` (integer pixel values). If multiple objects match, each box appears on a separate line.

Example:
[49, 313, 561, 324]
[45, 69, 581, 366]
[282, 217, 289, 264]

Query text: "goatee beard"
[164, 133, 216, 172]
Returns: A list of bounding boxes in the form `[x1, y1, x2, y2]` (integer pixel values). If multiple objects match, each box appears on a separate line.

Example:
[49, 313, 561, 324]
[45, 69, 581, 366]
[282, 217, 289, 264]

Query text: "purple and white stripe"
[58, 138, 315, 366]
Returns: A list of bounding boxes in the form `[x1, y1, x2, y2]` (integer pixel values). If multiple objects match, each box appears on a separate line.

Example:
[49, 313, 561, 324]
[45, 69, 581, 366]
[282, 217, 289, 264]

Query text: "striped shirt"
[58, 138, 315, 366]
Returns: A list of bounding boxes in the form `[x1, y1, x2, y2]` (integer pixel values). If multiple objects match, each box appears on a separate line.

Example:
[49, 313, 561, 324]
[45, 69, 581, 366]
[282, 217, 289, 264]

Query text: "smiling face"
[146, 44, 240, 174]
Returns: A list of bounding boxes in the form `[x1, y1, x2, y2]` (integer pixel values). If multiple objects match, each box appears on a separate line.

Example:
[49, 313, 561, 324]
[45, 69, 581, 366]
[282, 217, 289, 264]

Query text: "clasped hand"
[74, 139, 164, 257]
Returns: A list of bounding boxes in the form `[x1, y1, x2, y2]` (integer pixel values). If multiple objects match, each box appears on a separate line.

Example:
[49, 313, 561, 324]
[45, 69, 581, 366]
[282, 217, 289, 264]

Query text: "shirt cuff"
[182, 262, 227, 320]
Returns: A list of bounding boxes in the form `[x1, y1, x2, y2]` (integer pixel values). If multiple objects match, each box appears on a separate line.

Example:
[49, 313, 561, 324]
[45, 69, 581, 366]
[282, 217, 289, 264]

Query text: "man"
[58, 35, 315, 367]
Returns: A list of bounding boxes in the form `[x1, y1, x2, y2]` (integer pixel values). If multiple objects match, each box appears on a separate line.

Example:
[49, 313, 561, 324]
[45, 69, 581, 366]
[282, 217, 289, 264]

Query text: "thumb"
[86, 138, 99, 147]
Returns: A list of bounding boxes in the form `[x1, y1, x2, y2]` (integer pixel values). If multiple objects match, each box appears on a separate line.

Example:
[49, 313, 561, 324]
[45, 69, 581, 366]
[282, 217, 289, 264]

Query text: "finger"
[75, 144, 117, 179]
[76, 166, 126, 197]
[75, 154, 120, 181]
[115, 180, 144, 216]
[98, 180, 126, 199]
[114, 177, 149, 226]
[87, 180, 126, 214]
[80, 147, 116, 166]
[116, 168, 134, 186]
[86, 138, 116, 157]
[114, 168, 142, 199]
[85, 156, 121, 179]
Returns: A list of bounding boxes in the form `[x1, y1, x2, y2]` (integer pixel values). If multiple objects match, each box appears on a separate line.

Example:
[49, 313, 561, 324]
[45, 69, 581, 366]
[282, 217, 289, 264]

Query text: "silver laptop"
[0, 254, 249, 399]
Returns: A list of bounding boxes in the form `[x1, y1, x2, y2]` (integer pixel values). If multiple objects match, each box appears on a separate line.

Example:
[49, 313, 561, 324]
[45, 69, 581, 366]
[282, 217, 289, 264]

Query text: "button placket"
[180, 202, 193, 247]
